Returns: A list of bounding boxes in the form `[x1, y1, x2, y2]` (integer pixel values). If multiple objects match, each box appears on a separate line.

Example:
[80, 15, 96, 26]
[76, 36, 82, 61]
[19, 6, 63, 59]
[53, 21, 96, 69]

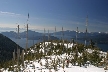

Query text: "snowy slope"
[1, 42, 108, 72]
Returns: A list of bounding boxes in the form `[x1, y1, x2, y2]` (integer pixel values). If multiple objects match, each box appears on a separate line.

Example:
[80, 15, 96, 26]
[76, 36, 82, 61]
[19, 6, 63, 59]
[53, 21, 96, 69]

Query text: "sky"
[0, 0, 108, 33]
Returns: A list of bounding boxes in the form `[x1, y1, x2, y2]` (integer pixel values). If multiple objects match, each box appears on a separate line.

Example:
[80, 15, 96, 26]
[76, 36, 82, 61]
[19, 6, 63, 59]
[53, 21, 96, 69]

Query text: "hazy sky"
[0, 0, 108, 32]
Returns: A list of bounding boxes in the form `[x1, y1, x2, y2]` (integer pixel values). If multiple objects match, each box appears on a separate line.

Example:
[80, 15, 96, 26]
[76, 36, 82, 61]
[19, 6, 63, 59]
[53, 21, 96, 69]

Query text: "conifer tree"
[82, 51, 87, 66]
[90, 39, 95, 49]
[21, 50, 24, 67]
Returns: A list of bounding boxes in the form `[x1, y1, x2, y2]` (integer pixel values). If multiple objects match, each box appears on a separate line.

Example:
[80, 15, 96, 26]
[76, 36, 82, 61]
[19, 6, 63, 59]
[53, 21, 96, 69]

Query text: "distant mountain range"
[1, 30, 59, 40]
[1, 30, 108, 44]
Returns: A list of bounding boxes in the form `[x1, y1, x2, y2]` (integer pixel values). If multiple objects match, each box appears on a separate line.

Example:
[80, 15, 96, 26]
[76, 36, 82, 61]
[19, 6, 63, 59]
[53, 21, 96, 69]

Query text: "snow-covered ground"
[2, 63, 108, 72]
[1, 42, 108, 72]
[22, 60, 108, 72]
[23, 65, 108, 72]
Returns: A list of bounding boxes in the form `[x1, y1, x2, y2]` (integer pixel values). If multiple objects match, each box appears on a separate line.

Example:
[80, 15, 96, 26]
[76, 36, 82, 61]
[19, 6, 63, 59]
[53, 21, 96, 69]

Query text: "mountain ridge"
[0, 33, 23, 64]
[1, 30, 108, 44]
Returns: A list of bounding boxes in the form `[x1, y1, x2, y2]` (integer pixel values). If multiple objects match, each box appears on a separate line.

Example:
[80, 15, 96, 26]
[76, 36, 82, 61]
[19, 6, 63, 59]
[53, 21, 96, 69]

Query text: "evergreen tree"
[82, 51, 87, 66]
[90, 39, 95, 49]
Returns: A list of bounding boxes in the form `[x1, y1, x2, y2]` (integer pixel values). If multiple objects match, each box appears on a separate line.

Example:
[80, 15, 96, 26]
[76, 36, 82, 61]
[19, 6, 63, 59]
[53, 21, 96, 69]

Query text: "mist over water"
[10, 38, 40, 48]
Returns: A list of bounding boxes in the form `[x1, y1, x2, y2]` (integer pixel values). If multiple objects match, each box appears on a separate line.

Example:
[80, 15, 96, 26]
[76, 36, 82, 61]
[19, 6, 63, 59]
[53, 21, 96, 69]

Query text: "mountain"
[1, 30, 59, 40]
[2, 40, 108, 71]
[1, 31, 17, 38]
[1, 30, 108, 44]
[51, 30, 108, 44]
[20, 30, 42, 38]
[0, 33, 23, 63]
[1, 30, 42, 39]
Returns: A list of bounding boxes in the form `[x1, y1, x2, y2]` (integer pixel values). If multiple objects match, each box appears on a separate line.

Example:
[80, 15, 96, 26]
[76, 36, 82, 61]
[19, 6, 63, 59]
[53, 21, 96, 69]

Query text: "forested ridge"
[0, 33, 23, 63]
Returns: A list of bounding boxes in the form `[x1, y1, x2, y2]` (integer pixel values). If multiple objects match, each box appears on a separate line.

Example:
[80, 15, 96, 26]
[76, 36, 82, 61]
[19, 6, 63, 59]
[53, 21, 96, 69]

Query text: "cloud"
[0, 27, 16, 32]
[0, 11, 21, 16]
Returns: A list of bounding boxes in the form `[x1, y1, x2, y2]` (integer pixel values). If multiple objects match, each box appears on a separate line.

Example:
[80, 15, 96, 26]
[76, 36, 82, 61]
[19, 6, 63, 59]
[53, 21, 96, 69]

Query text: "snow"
[20, 62, 108, 72]
[20, 55, 108, 72]
[87, 49, 93, 53]
[1, 42, 108, 72]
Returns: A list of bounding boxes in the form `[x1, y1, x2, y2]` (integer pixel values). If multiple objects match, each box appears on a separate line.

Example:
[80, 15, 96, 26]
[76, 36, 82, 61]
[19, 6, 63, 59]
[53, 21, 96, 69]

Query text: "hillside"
[0, 33, 23, 64]
[1, 40, 108, 72]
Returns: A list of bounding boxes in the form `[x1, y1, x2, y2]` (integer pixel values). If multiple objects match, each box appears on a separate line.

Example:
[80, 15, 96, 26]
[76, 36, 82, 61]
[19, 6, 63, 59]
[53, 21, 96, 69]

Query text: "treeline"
[25, 40, 108, 67]
[0, 34, 23, 64]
